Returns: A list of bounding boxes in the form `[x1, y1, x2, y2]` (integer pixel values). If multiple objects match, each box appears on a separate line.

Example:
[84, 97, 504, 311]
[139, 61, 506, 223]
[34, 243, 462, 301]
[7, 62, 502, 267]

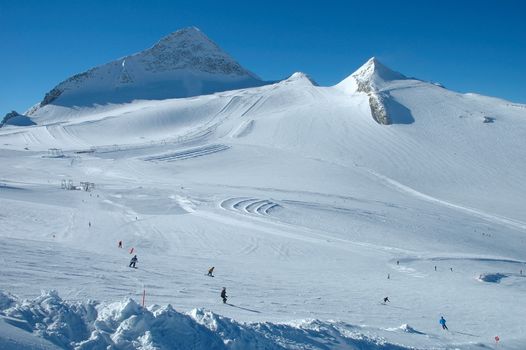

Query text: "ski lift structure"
[60, 180, 95, 191]
[80, 182, 95, 192]
[47, 148, 64, 158]
[61, 179, 75, 190]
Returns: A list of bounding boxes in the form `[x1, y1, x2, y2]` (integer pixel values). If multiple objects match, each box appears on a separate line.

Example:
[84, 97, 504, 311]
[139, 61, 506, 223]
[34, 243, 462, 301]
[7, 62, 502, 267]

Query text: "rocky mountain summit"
[31, 27, 263, 112]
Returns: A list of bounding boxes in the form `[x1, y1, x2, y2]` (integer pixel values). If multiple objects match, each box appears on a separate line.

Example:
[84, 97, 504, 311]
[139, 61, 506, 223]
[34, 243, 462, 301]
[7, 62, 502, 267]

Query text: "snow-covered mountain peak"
[351, 57, 406, 84]
[335, 58, 412, 125]
[282, 72, 318, 86]
[336, 57, 407, 95]
[153, 27, 213, 50]
[30, 27, 264, 113]
[142, 27, 256, 77]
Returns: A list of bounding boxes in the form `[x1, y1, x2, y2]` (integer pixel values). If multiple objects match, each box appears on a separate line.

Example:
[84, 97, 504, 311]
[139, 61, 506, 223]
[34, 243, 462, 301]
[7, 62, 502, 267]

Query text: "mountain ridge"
[30, 27, 264, 113]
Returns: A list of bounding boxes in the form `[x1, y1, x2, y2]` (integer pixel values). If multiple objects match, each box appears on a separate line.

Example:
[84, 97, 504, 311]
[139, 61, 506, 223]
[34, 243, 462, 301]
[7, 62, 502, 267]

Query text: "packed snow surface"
[1, 30, 526, 349]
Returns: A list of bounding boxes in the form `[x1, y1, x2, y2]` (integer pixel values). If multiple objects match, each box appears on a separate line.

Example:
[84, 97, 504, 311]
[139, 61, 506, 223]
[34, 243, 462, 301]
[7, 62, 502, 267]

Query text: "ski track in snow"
[364, 167, 526, 232]
[220, 197, 281, 216]
[143, 144, 230, 162]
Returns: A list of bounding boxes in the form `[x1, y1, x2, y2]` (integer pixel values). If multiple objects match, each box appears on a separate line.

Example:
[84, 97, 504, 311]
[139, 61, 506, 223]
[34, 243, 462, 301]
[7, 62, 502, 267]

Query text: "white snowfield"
[1, 28, 526, 349]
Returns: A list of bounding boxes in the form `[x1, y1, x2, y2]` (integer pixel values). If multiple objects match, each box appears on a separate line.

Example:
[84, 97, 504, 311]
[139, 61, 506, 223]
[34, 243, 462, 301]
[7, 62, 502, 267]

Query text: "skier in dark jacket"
[129, 255, 138, 268]
[221, 287, 227, 304]
[383, 296, 390, 303]
[439, 316, 448, 330]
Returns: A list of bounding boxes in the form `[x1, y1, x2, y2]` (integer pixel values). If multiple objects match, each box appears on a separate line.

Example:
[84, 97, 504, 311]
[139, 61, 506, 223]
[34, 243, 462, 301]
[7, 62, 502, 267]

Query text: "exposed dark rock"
[40, 88, 64, 107]
[1, 110, 36, 127]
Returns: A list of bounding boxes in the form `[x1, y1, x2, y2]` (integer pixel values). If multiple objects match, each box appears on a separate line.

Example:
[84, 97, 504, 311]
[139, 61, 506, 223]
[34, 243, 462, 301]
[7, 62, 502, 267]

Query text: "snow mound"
[390, 324, 426, 335]
[0, 290, 16, 310]
[0, 290, 414, 350]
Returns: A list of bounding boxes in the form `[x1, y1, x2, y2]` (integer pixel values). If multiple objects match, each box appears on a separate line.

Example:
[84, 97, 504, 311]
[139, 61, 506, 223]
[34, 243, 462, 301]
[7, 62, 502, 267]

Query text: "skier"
[383, 296, 390, 303]
[207, 266, 215, 277]
[129, 255, 138, 268]
[439, 316, 448, 330]
[434, 265, 437, 271]
[88, 221, 91, 228]
[118, 240, 123, 248]
[221, 287, 228, 304]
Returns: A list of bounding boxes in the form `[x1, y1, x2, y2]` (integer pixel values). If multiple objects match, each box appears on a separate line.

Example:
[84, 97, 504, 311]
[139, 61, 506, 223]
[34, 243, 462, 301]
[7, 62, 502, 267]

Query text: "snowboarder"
[207, 267, 215, 277]
[383, 296, 390, 303]
[221, 287, 227, 304]
[129, 255, 138, 268]
[118, 240, 123, 248]
[439, 316, 448, 330]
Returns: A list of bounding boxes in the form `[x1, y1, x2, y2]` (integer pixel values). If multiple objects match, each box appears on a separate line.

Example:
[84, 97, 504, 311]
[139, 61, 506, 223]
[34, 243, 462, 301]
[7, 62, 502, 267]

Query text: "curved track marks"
[143, 144, 230, 162]
[221, 197, 282, 216]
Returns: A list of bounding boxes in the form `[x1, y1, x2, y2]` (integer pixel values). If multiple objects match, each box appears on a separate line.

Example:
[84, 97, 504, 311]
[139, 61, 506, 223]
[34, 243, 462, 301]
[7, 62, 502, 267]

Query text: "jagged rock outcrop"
[1, 110, 35, 127]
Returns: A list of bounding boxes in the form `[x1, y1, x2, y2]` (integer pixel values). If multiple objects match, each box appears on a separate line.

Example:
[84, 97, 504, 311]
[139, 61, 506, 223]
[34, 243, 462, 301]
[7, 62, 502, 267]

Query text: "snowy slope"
[1, 40, 526, 350]
[27, 27, 263, 114]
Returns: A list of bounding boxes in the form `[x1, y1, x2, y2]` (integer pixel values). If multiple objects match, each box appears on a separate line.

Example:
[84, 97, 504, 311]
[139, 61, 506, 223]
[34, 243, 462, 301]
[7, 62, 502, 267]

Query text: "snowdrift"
[0, 290, 413, 350]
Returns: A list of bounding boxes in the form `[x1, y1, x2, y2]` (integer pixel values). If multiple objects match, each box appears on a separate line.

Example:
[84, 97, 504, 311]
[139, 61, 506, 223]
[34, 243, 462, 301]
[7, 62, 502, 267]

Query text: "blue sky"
[1, 0, 525, 113]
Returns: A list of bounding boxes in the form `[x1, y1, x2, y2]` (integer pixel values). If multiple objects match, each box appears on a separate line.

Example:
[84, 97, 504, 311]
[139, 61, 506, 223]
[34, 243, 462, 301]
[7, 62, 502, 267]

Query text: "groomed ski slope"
[0, 60, 526, 349]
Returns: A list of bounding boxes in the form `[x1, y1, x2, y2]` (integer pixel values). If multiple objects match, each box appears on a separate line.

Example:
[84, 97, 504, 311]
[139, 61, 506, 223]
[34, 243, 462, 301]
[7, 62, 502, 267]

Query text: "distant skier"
[221, 287, 228, 304]
[88, 221, 91, 228]
[129, 255, 138, 268]
[118, 240, 123, 248]
[396, 260, 399, 265]
[383, 296, 390, 303]
[207, 267, 215, 277]
[434, 265, 437, 271]
[439, 316, 448, 330]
